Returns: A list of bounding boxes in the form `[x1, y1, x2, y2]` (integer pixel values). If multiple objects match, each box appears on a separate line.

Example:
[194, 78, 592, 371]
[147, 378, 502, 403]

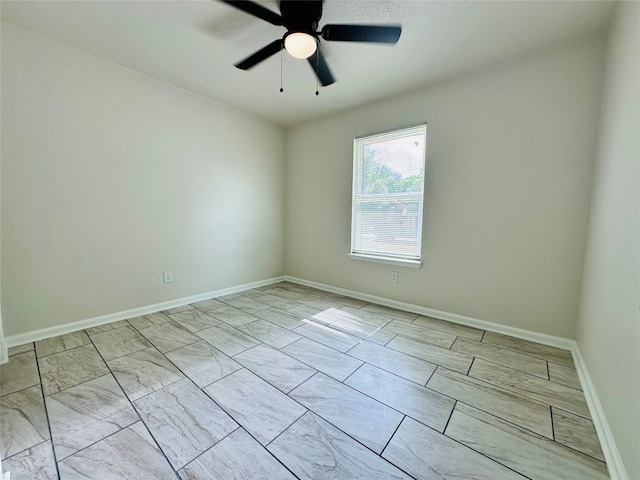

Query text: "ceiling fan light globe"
[284, 32, 317, 59]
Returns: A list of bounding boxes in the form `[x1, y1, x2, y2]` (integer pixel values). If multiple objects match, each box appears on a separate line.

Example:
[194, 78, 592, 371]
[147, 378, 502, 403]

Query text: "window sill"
[348, 253, 422, 268]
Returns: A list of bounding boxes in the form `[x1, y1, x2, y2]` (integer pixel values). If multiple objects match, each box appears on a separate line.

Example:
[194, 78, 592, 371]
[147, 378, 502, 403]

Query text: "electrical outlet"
[163, 270, 173, 283]
[391, 271, 398, 283]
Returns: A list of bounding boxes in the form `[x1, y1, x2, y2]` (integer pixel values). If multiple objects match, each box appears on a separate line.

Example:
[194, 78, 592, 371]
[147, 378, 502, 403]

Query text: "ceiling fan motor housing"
[279, 0, 322, 33]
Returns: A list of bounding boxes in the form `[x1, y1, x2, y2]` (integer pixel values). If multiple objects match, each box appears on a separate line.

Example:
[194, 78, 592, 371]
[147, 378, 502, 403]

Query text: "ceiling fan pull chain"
[315, 52, 319, 96]
[280, 46, 284, 93]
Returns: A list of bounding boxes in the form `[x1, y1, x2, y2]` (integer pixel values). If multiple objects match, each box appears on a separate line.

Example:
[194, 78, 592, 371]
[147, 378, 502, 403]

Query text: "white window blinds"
[351, 124, 426, 262]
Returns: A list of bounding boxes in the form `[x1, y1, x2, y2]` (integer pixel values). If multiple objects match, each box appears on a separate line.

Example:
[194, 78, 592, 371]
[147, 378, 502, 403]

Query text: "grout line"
[54, 418, 140, 463]
[85, 335, 182, 479]
[480, 329, 486, 342]
[33, 352, 62, 480]
[550, 405, 556, 441]
[0, 381, 42, 398]
[380, 415, 406, 456]
[424, 366, 437, 386]
[466, 357, 476, 376]
[341, 362, 366, 385]
[442, 400, 458, 434]
[546, 361, 551, 381]
[1, 439, 50, 464]
[177, 426, 240, 473]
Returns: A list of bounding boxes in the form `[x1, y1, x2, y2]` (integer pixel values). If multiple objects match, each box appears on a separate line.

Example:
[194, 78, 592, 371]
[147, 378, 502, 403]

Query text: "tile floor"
[0, 281, 608, 479]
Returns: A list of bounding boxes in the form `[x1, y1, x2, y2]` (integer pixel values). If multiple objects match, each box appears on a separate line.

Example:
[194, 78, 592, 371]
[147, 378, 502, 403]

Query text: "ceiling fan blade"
[308, 48, 335, 86]
[235, 39, 283, 70]
[321, 24, 401, 44]
[219, 0, 283, 26]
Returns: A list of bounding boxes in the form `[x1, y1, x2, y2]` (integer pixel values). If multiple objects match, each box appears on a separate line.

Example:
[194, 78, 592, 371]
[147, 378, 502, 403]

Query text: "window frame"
[349, 123, 427, 268]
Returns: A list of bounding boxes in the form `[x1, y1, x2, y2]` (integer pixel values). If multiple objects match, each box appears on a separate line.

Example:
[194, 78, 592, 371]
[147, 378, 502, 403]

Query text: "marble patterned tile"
[58, 422, 176, 479]
[138, 320, 200, 353]
[168, 309, 222, 333]
[549, 361, 582, 390]
[39, 345, 109, 396]
[236, 319, 302, 349]
[469, 358, 590, 417]
[180, 428, 295, 480]
[293, 320, 361, 353]
[84, 320, 128, 336]
[195, 323, 259, 356]
[1, 386, 49, 459]
[289, 373, 403, 454]
[347, 341, 437, 385]
[382, 320, 457, 348]
[204, 368, 306, 445]
[324, 293, 369, 308]
[346, 364, 455, 432]
[234, 344, 316, 393]
[553, 408, 604, 461]
[446, 403, 608, 480]
[286, 304, 325, 322]
[254, 308, 306, 329]
[427, 367, 553, 438]
[217, 293, 241, 302]
[239, 288, 268, 298]
[383, 416, 526, 480]
[162, 304, 196, 315]
[219, 296, 270, 314]
[360, 304, 419, 322]
[35, 331, 91, 358]
[134, 379, 238, 469]
[107, 348, 185, 400]
[482, 331, 575, 367]
[250, 293, 300, 310]
[46, 374, 138, 460]
[269, 412, 409, 480]
[90, 325, 152, 361]
[308, 307, 350, 325]
[412, 315, 485, 340]
[287, 285, 331, 297]
[329, 316, 397, 345]
[165, 341, 242, 388]
[340, 306, 393, 328]
[127, 312, 171, 330]
[313, 306, 356, 322]
[451, 337, 548, 378]
[0, 351, 40, 396]
[296, 295, 343, 312]
[191, 298, 226, 312]
[386, 335, 473, 374]
[7, 342, 34, 356]
[2, 441, 57, 480]
[262, 286, 305, 301]
[282, 338, 363, 381]
[208, 306, 260, 327]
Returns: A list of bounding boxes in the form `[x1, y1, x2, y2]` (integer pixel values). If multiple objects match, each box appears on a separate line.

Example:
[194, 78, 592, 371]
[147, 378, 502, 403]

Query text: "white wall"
[576, 2, 640, 478]
[1, 25, 285, 337]
[286, 36, 606, 338]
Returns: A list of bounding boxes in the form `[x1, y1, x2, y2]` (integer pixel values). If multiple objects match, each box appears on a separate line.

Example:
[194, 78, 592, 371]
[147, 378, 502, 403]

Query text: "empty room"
[0, 0, 638, 479]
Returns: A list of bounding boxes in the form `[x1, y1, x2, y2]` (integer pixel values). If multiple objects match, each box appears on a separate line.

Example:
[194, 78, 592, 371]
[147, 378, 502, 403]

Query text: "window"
[350, 124, 426, 268]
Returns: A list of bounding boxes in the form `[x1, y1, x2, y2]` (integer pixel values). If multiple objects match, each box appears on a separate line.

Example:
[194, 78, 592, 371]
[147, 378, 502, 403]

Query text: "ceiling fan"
[220, 0, 402, 87]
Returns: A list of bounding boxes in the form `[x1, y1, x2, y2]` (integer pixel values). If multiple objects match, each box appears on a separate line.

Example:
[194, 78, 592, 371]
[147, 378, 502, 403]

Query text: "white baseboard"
[572, 346, 629, 480]
[4, 276, 285, 348]
[286, 275, 628, 480]
[285, 275, 574, 350]
[0, 305, 7, 365]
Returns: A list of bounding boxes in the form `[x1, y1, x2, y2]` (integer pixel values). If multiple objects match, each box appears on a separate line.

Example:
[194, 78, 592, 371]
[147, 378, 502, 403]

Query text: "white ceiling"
[1, 0, 616, 126]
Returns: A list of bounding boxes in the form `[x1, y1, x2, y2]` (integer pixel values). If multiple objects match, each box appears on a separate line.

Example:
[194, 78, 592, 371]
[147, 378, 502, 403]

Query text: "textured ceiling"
[1, 0, 617, 126]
